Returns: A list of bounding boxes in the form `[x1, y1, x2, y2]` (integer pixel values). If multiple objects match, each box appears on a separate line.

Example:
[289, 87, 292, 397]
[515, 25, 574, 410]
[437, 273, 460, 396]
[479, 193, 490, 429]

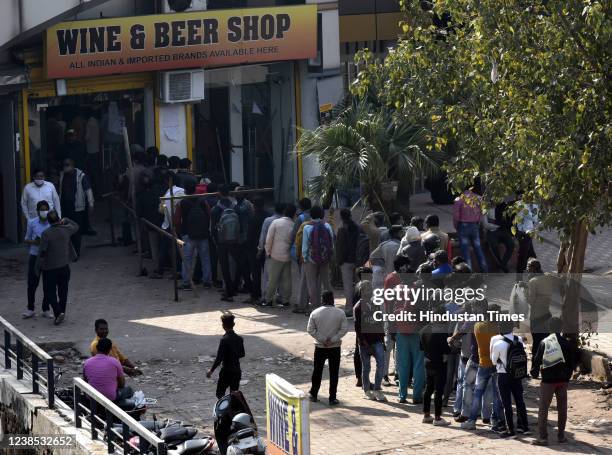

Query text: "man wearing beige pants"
[263, 204, 296, 307]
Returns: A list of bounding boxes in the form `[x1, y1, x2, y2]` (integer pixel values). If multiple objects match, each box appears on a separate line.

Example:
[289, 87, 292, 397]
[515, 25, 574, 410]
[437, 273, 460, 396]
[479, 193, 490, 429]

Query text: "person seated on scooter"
[84, 337, 132, 402]
[90, 319, 143, 376]
[207, 312, 245, 399]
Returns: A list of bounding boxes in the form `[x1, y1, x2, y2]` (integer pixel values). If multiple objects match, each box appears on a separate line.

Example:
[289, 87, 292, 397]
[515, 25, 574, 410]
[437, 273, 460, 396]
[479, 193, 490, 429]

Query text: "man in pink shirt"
[453, 187, 488, 272]
[83, 338, 126, 401]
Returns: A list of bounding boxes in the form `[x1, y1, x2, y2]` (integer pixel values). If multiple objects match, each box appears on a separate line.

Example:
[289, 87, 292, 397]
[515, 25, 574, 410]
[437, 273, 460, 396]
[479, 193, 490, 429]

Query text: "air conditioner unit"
[162, 0, 207, 13]
[160, 69, 205, 103]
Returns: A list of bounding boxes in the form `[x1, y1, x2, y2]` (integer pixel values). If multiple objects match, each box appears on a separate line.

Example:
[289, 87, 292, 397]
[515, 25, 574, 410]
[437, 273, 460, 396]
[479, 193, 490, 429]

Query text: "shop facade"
[0, 1, 344, 242]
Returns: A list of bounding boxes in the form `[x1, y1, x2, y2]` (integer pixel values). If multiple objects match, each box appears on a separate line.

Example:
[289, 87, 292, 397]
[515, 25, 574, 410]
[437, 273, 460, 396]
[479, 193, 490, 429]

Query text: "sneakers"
[382, 376, 392, 387]
[308, 393, 318, 403]
[373, 390, 387, 402]
[500, 431, 516, 439]
[22, 310, 35, 319]
[259, 300, 273, 307]
[365, 390, 377, 401]
[460, 420, 476, 430]
[41, 311, 53, 319]
[399, 397, 408, 403]
[54, 313, 65, 326]
[491, 424, 507, 434]
[329, 398, 340, 406]
[433, 418, 450, 427]
[516, 426, 532, 436]
[422, 416, 434, 424]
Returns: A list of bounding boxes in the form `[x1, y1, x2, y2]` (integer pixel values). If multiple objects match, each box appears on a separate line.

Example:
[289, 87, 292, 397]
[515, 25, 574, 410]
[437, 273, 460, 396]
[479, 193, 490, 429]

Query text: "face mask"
[39, 211, 49, 220]
[34, 179, 44, 186]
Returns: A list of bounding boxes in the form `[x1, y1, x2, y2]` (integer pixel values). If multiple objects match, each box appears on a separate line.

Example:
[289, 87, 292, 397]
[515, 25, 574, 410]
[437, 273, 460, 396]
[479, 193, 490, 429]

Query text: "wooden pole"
[122, 127, 144, 276]
[168, 177, 179, 302]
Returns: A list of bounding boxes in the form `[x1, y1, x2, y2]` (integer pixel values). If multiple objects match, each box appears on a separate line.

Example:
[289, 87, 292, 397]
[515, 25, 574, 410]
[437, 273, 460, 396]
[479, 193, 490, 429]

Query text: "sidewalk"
[1, 218, 611, 454]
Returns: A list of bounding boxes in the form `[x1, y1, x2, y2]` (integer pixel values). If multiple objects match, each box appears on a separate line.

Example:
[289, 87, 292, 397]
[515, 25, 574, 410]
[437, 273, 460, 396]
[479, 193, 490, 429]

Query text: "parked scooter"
[127, 417, 217, 455]
[213, 392, 266, 455]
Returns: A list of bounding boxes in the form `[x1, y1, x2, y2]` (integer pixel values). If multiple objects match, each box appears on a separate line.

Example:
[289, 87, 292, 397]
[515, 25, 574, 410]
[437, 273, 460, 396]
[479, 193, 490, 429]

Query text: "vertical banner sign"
[45, 5, 317, 79]
[266, 374, 310, 455]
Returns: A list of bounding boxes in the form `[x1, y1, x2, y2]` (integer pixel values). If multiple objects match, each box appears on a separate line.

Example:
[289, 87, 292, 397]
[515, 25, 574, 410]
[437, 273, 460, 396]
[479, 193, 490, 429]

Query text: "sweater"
[307, 305, 348, 348]
[37, 219, 79, 271]
[265, 216, 294, 262]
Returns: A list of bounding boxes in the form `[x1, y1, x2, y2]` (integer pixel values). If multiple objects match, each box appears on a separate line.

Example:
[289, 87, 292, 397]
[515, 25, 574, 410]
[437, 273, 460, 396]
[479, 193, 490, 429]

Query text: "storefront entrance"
[27, 90, 145, 195]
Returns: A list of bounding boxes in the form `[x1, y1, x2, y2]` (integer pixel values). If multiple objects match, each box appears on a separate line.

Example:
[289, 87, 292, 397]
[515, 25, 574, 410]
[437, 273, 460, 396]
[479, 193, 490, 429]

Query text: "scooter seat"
[173, 438, 213, 455]
[160, 426, 197, 445]
[115, 398, 136, 410]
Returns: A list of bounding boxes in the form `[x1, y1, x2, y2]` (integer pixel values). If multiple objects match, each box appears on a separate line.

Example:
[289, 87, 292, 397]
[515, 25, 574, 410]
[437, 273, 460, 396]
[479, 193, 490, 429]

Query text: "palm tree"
[298, 100, 440, 213]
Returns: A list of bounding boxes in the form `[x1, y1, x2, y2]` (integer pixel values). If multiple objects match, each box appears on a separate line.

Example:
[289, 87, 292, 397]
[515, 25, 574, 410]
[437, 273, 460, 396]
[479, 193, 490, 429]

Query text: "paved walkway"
[1, 199, 611, 454]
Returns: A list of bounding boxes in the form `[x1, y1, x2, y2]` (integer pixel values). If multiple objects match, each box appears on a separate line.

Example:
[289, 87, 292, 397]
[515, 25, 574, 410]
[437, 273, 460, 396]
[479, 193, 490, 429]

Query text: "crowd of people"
[19, 150, 574, 445]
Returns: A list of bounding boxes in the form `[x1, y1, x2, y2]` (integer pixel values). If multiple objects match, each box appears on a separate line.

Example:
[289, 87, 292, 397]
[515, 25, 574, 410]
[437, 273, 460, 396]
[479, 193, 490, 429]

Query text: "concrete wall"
[0, 372, 106, 455]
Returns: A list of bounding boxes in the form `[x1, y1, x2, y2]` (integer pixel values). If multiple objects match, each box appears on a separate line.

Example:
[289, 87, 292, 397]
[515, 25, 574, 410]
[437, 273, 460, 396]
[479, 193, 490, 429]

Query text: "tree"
[353, 0, 611, 334]
[297, 100, 439, 214]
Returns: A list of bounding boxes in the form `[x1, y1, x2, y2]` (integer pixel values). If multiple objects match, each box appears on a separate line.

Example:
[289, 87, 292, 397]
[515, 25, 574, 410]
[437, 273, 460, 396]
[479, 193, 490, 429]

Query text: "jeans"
[486, 229, 514, 270]
[303, 262, 330, 309]
[42, 265, 70, 318]
[310, 346, 341, 401]
[424, 363, 446, 418]
[497, 373, 528, 432]
[396, 334, 425, 401]
[27, 255, 49, 312]
[468, 365, 502, 423]
[181, 236, 211, 286]
[218, 243, 244, 296]
[444, 353, 459, 405]
[454, 357, 468, 414]
[265, 258, 292, 303]
[360, 341, 385, 392]
[457, 222, 488, 273]
[340, 263, 355, 311]
[538, 382, 568, 441]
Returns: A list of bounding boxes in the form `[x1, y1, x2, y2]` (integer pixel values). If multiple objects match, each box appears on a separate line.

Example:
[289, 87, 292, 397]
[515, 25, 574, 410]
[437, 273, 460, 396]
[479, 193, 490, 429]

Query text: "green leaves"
[351, 0, 611, 236]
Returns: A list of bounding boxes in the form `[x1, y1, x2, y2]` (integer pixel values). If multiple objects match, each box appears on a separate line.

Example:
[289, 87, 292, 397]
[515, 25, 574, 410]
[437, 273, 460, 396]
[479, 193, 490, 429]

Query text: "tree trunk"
[560, 221, 589, 340]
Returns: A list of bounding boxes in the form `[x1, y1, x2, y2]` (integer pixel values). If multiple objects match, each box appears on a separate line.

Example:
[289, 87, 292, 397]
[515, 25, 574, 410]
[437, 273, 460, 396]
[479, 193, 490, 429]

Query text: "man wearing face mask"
[59, 159, 94, 257]
[21, 169, 61, 220]
[22, 200, 52, 319]
[36, 210, 79, 325]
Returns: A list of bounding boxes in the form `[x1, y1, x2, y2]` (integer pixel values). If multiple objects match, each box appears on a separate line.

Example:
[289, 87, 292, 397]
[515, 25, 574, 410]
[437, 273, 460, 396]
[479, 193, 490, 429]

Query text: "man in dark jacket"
[530, 317, 575, 446]
[244, 197, 269, 303]
[36, 211, 79, 325]
[175, 180, 211, 290]
[336, 208, 360, 316]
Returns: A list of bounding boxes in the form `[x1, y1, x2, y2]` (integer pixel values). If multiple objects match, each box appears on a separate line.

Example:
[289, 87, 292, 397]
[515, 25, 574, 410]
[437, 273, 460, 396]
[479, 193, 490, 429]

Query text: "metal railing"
[74, 378, 167, 455]
[0, 316, 55, 408]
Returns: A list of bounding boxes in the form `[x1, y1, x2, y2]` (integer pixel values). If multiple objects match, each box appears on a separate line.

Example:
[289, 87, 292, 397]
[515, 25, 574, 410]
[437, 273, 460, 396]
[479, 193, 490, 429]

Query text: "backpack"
[502, 336, 528, 380]
[308, 221, 333, 264]
[217, 208, 240, 244]
[293, 220, 313, 263]
[184, 200, 210, 240]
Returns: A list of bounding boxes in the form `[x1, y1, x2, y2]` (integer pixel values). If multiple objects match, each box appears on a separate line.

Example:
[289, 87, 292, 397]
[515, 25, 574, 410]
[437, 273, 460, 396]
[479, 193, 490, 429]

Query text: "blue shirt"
[432, 263, 453, 275]
[302, 220, 333, 263]
[25, 218, 50, 256]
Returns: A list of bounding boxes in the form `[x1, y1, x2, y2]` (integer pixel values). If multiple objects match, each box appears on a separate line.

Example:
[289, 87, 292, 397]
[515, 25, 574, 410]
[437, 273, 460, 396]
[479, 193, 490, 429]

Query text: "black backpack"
[502, 336, 528, 380]
[184, 200, 210, 240]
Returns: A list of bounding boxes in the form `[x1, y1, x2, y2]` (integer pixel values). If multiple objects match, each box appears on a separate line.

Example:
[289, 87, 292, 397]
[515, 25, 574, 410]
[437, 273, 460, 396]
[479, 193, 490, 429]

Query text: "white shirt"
[21, 181, 61, 220]
[161, 186, 185, 230]
[490, 333, 524, 374]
